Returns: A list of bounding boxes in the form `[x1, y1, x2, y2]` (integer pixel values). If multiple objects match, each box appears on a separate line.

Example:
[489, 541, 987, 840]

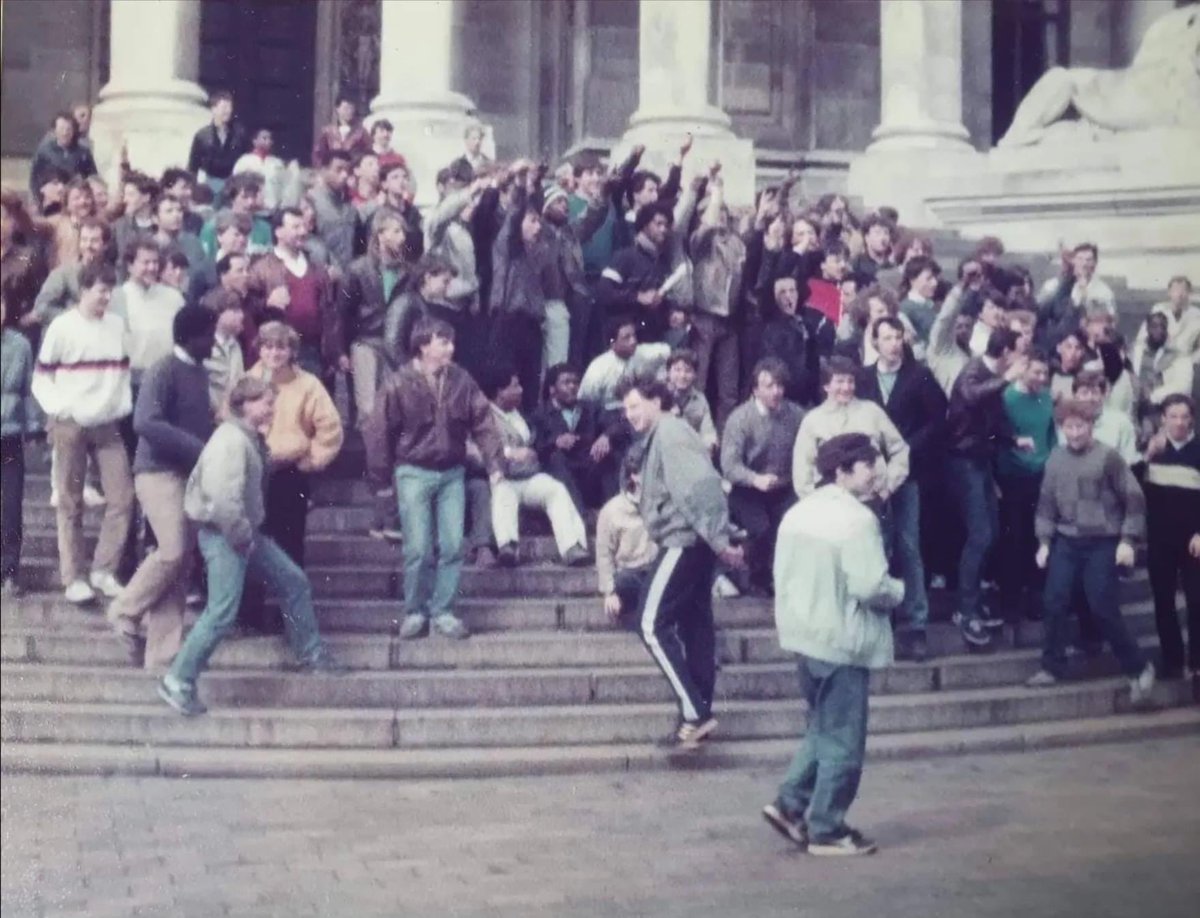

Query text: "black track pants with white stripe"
[636, 544, 717, 724]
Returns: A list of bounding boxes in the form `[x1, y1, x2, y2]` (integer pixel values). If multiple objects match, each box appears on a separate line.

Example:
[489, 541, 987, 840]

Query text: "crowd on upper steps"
[1, 93, 1198, 822]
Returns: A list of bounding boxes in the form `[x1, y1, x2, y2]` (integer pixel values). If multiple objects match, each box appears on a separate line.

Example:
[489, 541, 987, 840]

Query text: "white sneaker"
[49, 489, 59, 508]
[88, 570, 123, 599]
[83, 485, 107, 508]
[64, 580, 96, 604]
[712, 574, 741, 599]
[1129, 662, 1156, 706]
[930, 575, 947, 590]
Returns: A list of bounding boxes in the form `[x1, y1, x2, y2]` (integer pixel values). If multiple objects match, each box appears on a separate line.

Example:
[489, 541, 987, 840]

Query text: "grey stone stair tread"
[4, 707, 1198, 778]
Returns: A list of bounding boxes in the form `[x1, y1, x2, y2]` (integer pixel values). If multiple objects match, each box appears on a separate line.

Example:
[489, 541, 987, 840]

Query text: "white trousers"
[491, 472, 587, 558]
[542, 299, 570, 372]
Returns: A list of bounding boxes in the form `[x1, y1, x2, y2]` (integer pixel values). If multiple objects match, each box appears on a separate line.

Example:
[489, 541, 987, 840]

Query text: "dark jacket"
[761, 308, 834, 407]
[246, 253, 343, 367]
[28, 137, 96, 205]
[490, 188, 553, 321]
[946, 356, 1014, 459]
[755, 248, 822, 315]
[132, 354, 214, 477]
[363, 362, 504, 484]
[530, 400, 601, 468]
[312, 123, 370, 168]
[384, 292, 465, 365]
[856, 358, 948, 474]
[341, 253, 408, 348]
[596, 236, 674, 342]
[187, 123, 249, 181]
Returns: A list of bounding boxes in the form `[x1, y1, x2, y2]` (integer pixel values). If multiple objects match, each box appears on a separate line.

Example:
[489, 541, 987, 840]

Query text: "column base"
[614, 112, 756, 208]
[867, 120, 975, 153]
[847, 145, 984, 227]
[90, 79, 210, 188]
[370, 92, 494, 208]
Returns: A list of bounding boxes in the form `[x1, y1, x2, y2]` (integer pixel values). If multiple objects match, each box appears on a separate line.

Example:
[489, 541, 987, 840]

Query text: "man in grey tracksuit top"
[617, 374, 744, 748]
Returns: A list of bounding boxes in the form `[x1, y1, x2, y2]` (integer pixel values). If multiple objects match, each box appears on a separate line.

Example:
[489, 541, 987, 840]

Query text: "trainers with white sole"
[83, 485, 107, 508]
[762, 803, 807, 848]
[808, 828, 877, 857]
[1129, 662, 1156, 707]
[89, 571, 123, 599]
[1025, 669, 1059, 688]
[64, 580, 96, 604]
[712, 574, 741, 599]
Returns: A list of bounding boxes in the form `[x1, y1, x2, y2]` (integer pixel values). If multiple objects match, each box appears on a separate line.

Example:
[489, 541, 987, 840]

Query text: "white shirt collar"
[173, 345, 196, 366]
[274, 246, 308, 276]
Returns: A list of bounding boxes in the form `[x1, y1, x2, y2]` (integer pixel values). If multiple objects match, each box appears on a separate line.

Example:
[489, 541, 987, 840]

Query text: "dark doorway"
[199, 0, 318, 163]
[991, 0, 1070, 143]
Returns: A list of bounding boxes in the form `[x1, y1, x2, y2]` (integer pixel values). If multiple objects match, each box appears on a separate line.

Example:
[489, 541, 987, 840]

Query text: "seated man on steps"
[477, 364, 590, 569]
[596, 457, 659, 633]
[531, 362, 605, 515]
[159, 376, 347, 717]
[364, 318, 505, 640]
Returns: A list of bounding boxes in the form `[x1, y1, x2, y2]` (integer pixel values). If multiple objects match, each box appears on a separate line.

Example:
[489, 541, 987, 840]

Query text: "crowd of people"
[2, 92, 1199, 854]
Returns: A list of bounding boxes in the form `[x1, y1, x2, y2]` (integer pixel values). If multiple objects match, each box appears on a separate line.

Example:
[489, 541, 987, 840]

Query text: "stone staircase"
[3, 447, 1196, 780]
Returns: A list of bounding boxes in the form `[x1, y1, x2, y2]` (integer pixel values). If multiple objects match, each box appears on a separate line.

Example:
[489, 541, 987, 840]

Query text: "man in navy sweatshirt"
[107, 307, 216, 668]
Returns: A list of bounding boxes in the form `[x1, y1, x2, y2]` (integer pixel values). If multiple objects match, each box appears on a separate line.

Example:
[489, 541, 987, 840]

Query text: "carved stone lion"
[998, 3, 1200, 147]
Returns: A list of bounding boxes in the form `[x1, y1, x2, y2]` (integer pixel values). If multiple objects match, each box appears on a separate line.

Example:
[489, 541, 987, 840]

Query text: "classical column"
[370, 0, 492, 206]
[615, 0, 755, 206]
[89, 0, 210, 183]
[867, 0, 973, 152]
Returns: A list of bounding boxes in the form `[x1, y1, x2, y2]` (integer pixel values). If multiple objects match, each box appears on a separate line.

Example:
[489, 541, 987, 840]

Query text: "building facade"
[1, 0, 1178, 174]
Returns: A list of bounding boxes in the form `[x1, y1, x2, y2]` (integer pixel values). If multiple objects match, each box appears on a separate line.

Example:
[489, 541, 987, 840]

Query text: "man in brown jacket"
[363, 317, 504, 639]
[246, 207, 345, 385]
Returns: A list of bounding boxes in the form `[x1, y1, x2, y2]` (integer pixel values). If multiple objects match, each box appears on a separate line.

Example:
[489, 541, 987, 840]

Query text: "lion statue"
[998, 3, 1200, 147]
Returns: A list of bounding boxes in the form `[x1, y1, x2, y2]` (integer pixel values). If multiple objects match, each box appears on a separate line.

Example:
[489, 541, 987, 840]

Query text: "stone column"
[89, 0, 210, 184]
[615, 0, 754, 207]
[370, 0, 493, 207]
[848, 0, 981, 223]
[868, 0, 973, 152]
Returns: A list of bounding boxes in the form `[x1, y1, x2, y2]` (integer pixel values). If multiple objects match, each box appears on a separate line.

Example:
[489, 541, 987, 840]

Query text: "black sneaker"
[762, 803, 808, 848]
[898, 632, 929, 663]
[496, 543, 519, 567]
[289, 650, 350, 675]
[157, 676, 206, 716]
[960, 617, 992, 648]
[808, 828, 877, 857]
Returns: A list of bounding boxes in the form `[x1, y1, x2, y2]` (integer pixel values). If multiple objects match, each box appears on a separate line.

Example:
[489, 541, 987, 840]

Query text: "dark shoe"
[808, 828, 877, 857]
[472, 546, 498, 568]
[960, 617, 992, 648]
[119, 632, 146, 667]
[157, 676, 206, 716]
[496, 543, 519, 567]
[562, 544, 590, 567]
[290, 651, 350, 675]
[899, 632, 929, 663]
[762, 803, 808, 848]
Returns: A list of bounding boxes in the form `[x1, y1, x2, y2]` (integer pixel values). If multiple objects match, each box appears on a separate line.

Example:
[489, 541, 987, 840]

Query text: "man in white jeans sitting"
[476, 365, 590, 568]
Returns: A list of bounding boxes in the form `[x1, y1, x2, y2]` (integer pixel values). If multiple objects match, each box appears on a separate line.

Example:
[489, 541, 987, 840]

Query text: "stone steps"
[5, 707, 1197, 780]
[3, 677, 1193, 752]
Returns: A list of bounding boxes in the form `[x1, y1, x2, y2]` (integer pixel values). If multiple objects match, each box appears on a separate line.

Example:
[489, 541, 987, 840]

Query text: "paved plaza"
[2, 735, 1198, 918]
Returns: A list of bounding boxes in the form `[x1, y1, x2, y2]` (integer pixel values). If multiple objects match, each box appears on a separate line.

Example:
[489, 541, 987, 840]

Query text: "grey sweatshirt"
[183, 417, 267, 548]
[1035, 441, 1145, 545]
[637, 414, 733, 553]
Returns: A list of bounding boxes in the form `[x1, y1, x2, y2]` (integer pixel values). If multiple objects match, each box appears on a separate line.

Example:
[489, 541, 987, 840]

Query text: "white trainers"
[83, 485, 107, 508]
[88, 571, 123, 599]
[1129, 662, 1156, 706]
[64, 580, 96, 604]
[712, 574, 741, 599]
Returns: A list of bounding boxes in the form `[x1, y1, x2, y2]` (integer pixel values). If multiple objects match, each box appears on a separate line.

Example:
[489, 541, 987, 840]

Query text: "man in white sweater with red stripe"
[32, 261, 135, 604]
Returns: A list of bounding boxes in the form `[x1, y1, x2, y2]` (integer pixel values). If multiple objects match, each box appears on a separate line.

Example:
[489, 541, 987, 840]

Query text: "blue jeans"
[395, 465, 466, 620]
[170, 528, 323, 686]
[1041, 535, 1145, 679]
[885, 479, 929, 633]
[777, 658, 870, 842]
[946, 455, 999, 622]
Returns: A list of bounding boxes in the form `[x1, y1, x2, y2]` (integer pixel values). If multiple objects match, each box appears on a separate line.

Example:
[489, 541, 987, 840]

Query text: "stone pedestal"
[89, 0, 210, 186]
[612, 0, 754, 207]
[370, 0, 493, 208]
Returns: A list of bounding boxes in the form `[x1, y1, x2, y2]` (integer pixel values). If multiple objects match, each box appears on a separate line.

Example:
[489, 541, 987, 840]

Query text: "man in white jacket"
[762, 433, 904, 857]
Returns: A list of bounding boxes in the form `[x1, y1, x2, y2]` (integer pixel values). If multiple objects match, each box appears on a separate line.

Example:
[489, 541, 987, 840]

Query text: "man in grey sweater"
[617, 374, 744, 750]
[159, 376, 345, 716]
[721, 357, 805, 594]
[1027, 398, 1156, 703]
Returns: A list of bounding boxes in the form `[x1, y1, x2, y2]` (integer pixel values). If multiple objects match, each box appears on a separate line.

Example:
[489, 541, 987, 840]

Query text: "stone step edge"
[3, 708, 1196, 780]
[0, 675, 1179, 719]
